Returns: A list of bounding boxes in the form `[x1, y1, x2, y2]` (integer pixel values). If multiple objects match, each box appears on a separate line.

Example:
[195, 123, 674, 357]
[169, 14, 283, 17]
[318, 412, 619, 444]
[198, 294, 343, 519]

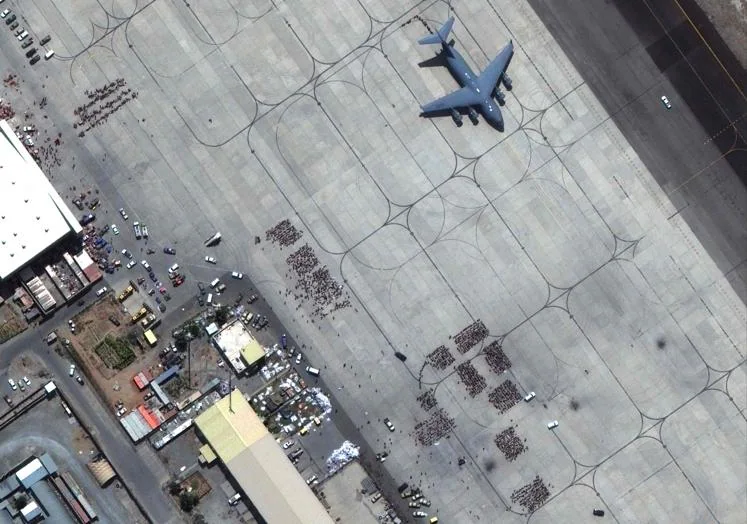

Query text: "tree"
[179, 492, 199, 512]
[175, 337, 189, 353]
[187, 322, 201, 339]
[168, 481, 182, 496]
[13, 495, 28, 511]
[215, 306, 229, 326]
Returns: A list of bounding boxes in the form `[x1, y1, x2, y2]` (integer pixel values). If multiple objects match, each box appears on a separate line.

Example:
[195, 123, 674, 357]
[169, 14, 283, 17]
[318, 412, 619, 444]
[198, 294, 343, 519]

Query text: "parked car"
[4, 395, 12, 406]
[108, 315, 121, 326]
[75, 375, 84, 385]
[247, 294, 258, 304]
[72, 198, 84, 210]
[205, 256, 216, 264]
[24, 46, 35, 56]
[141, 224, 149, 238]
[126, 260, 136, 269]
[8, 20, 16, 30]
[0, 9, 10, 18]
[197, 295, 204, 306]
[68, 365, 75, 377]
[384, 418, 395, 432]
[7, 378, 16, 390]
[141, 260, 151, 270]
[111, 224, 119, 235]
[133, 221, 142, 239]
[119, 207, 128, 220]
[660, 95, 672, 109]
[40, 35, 51, 45]
[121, 248, 133, 259]
[80, 213, 95, 225]
[231, 271, 243, 279]
[163, 246, 175, 255]
[96, 286, 108, 296]
[5, 14, 15, 25]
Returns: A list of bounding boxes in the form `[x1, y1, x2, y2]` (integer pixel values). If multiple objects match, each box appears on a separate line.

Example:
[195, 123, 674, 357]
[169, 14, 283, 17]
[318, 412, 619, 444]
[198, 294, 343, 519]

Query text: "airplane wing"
[420, 86, 482, 113]
[476, 41, 514, 94]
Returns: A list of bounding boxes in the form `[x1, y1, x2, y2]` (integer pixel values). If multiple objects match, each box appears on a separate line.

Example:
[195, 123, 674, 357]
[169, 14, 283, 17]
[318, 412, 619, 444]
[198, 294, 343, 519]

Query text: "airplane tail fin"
[418, 17, 454, 45]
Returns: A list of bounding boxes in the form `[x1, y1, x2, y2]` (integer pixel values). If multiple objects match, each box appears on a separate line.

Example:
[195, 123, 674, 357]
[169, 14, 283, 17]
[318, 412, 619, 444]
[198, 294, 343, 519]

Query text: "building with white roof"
[0, 120, 82, 280]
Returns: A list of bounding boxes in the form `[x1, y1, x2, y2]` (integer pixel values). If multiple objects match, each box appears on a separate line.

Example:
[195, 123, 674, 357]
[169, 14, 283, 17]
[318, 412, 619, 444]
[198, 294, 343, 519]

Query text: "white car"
[205, 256, 217, 264]
[68, 364, 76, 377]
[168, 263, 180, 275]
[282, 440, 294, 449]
[8, 378, 16, 390]
[23, 376, 30, 385]
[119, 208, 128, 220]
[141, 224, 149, 238]
[111, 224, 119, 235]
[121, 248, 133, 259]
[523, 391, 536, 402]
[126, 260, 136, 269]
[141, 260, 151, 270]
[547, 420, 559, 429]
[96, 286, 108, 297]
[384, 418, 395, 432]
[295, 354, 302, 365]
[231, 271, 243, 279]
[0, 9, 9, 18]
[660, 95, 672, 109]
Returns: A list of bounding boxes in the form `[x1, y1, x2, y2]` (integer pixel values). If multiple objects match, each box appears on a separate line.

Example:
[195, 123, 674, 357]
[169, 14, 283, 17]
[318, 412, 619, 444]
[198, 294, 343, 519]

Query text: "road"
[0, 316, 182, 524]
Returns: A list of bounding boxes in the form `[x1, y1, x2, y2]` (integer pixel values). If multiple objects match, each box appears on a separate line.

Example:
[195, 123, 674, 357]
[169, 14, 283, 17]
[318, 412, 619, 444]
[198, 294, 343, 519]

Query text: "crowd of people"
[494, 427, 526, 463]
[413, 408, 456, 446]
[417, 389, 438, 412]
[510, 475, 550, 513]
[282, 240, 351, 318]
[73, 78, 137, 136]
[454, 319, 489, 354]
[456, 362, 487, 398]
[484, 341, 511, 374]
[488, 380, 521, 413]
[267, 219, 303, 247]
[427, 345, 455, 370]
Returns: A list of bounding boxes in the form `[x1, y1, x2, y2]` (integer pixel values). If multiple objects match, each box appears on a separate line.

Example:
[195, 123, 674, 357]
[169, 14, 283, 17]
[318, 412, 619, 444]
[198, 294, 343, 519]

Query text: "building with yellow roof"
[194, 391, 333, 524]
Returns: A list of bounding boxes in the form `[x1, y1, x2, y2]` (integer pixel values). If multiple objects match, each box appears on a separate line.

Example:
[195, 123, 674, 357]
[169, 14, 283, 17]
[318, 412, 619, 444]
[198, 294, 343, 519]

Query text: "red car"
[173, 276, 185, 287]
[159, 286, 167, 294]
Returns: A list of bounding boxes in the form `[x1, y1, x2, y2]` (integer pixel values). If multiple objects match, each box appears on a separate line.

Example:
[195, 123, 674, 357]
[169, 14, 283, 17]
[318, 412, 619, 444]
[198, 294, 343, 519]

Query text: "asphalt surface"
[0, 325, 181, 524]
[529, 0, 747, 301]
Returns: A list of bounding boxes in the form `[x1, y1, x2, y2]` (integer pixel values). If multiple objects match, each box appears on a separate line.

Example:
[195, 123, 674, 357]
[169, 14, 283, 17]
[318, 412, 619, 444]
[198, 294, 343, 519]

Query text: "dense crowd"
[73, 78, 137, 136]
[454, 319, 489, 354]
[488, 380, 521, 413]
[456, 362, 487, 398]
[282, 240, 350, 318]
[266, 219, 303, 247]
[413, 408, 456, 446]
[510, 476, 550, 513]
[484, 341, 511, 374]
[494, 427, 526, 462]
[417, 389, 438, 412]
[427, 345, 455, 370]
[0, 99, 14, 119]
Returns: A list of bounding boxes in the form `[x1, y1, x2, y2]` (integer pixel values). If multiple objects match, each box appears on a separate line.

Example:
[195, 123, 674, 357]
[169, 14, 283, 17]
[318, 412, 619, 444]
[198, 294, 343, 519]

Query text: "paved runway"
[1, 0, 744, 522]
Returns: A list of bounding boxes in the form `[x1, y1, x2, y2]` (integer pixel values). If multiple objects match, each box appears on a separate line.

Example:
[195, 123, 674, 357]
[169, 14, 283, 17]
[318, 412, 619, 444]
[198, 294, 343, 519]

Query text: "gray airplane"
[418, 17, 514, 131]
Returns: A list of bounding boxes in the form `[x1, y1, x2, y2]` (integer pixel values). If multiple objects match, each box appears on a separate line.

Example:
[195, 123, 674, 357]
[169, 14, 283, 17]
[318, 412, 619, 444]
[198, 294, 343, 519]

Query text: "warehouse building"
[195, 391, 333, 524]
[0, 120, 82, 281]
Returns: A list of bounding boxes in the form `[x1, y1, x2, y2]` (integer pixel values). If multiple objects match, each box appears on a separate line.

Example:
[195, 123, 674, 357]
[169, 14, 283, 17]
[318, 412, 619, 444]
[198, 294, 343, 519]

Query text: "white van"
[228, 493, 241, 505]
[305, 366, 320, 377]
[206, 293, 213, 305]
[210, 278, 220, 288]
[44, 49, 55, 60]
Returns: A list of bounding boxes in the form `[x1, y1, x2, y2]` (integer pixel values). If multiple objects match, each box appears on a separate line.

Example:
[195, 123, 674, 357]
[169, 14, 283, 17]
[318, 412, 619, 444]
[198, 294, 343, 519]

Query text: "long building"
[0, 120, 81, 281]
[195, 391, 334, 524]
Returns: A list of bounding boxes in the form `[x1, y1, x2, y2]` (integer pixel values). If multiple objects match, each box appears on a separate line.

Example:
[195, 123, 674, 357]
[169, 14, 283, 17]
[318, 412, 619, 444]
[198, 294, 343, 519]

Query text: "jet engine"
[502, 74, 513, 91]
[450, 108, 463, 127]
[493, 88, 506, 106]
[468, 107, 479, 125]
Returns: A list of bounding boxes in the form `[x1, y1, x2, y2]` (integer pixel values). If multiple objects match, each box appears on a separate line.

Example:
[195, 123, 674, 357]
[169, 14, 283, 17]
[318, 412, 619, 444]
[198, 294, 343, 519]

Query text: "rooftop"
[0, 120, 81, 280]
[195, 391, 333, 524]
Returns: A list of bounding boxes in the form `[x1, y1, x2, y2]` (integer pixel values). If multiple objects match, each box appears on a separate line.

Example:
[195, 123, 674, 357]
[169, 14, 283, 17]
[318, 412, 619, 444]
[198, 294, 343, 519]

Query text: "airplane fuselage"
[443, 45, 503, 130]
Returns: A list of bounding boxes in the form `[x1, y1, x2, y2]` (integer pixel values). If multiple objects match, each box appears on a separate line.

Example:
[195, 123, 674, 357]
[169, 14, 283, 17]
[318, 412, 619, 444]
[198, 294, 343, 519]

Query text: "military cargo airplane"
[418, 17, 514, 131]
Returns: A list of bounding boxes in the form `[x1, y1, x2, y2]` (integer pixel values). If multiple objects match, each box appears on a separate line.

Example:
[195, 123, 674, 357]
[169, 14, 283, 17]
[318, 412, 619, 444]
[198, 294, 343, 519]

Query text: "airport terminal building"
[0, 120, 82, 282]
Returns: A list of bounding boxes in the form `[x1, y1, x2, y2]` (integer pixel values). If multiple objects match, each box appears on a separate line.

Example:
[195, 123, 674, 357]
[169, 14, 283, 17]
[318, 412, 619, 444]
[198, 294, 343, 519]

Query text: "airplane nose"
[488, 112, 504, 132]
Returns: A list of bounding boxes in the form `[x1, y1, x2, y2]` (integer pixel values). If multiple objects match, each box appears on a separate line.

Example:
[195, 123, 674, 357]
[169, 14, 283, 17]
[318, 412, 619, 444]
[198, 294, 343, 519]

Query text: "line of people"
[454, 319, 489, 354]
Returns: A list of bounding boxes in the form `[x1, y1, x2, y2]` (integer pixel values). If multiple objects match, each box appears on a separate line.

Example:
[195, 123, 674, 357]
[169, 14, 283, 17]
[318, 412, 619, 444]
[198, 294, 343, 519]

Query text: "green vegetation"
[187, 322, 201, 339]
[179, 492, 199, 512]
[214, 306, 229, 326]
[95, 336, 136, 370]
